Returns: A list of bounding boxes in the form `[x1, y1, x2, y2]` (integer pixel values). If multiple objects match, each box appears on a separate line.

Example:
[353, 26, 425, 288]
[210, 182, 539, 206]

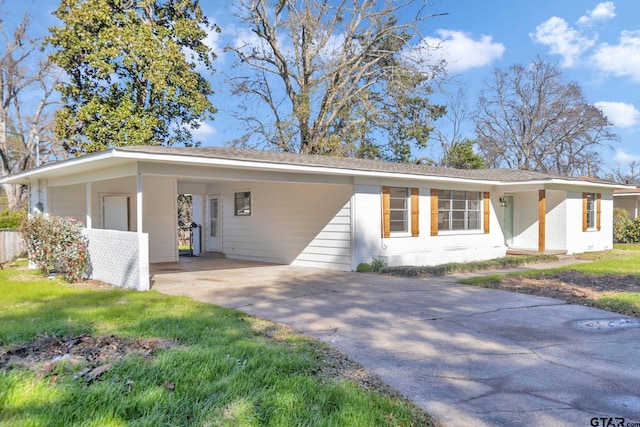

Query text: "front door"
[503, 195, 514, 246]
[206, 195, 221, 251]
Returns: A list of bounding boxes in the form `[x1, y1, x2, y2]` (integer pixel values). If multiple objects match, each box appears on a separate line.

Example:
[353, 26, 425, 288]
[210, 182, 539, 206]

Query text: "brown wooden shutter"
[596, 193, 602, 231]
[582, 192, 588, 232]
[382, 186, 391, 238]
[411, 188, 419, 237]
[430, 189, 438, 236]
[483, 192, 490, 234]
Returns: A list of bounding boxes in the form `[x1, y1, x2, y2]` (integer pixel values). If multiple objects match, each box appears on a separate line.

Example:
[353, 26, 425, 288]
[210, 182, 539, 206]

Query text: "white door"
[104, 195, 129, 231]
[206, 195, 221, 251]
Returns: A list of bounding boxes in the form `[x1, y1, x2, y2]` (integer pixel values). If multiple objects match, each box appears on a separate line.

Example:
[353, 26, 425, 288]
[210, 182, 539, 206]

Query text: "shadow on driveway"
[152, 261, 640, 427]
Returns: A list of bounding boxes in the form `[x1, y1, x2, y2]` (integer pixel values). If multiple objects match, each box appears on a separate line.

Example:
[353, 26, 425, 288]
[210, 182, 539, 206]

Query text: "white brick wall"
[83, 228, 149, 290]
[545, 190, 566, 251]
[565, 191, 614, 254]
[353, 184, 506, 267]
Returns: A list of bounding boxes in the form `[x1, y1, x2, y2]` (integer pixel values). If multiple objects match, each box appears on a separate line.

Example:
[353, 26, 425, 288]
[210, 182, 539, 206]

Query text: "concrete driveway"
[151, 259, 640, 426]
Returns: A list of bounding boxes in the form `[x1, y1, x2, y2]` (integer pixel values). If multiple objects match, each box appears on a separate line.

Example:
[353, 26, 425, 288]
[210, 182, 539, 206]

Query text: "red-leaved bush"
[21, 215, 89, 282]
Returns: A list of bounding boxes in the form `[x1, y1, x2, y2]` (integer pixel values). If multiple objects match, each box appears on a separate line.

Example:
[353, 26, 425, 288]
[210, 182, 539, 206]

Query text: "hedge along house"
[2, 146, 631, 290]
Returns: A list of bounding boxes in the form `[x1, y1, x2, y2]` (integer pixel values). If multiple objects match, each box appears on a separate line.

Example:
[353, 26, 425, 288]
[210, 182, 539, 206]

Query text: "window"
[582, 192, 601, 231]
[389, 187, 408, 232]
[234, 191, 251, 216]
[381, 186, 419, 238]
[437, 190, 482, 231]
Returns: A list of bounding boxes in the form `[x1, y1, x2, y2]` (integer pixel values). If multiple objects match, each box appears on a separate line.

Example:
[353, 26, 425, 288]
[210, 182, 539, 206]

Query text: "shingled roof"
[117, 145, 616, 185]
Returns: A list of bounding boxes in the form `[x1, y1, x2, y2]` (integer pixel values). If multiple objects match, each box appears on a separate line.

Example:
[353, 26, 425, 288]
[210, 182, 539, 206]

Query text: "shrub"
[370, 257, 387, 272]
[20, 215, 89, 282]
[0, 208, 26, 229]
[356, 262, 372, 272]
[613, 208, 640, 243]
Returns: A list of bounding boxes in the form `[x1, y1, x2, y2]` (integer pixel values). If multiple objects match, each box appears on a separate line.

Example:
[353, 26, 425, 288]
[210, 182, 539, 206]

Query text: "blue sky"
[7, 0, 640, 174]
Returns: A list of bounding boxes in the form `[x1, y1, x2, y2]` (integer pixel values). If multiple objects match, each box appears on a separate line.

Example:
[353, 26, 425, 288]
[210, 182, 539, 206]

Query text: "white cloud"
[203, 25, 224, 60]
[594, 101, 640, 128]
[190, 121, 217, 140]
[577, 2, 616, 25]
[614, 149, 640, 164]
[421, 30, 505, 73]
[530, 17, 595, 67]
[592, 30, 640, 81]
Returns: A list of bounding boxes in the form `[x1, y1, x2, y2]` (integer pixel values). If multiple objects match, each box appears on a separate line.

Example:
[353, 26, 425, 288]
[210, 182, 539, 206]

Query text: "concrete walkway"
[152, 260, 640, 426]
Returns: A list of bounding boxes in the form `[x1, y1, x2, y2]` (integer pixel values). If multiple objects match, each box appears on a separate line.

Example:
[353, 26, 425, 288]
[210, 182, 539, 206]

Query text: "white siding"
[49, 184, 86, 225]
[353, 183, 506, 267]
[143, 176, 178, 263]
[292, 200, 351, 271]
[206, 181, 352, 269]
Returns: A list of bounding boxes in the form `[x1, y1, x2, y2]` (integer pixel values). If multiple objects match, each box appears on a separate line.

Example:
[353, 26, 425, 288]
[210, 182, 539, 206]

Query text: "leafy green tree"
[46, 0, 218, 154]
[442, 139, 485, 169]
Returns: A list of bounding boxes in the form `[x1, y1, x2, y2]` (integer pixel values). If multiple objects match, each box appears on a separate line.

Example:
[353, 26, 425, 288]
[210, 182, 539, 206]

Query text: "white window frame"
[389, 187, 410, 235]
[585, 192, 596, 230]
[437, 190, 482, 232]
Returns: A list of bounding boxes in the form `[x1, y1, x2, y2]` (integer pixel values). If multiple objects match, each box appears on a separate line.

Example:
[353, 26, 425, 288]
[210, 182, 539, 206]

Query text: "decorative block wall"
[83, 228, 149, 290]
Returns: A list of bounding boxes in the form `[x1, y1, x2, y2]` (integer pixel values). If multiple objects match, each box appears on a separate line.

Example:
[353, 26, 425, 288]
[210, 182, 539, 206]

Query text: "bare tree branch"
[475, 57, 617, 176]
[226, 0, 446, 158]
[0, 5, 63, 209]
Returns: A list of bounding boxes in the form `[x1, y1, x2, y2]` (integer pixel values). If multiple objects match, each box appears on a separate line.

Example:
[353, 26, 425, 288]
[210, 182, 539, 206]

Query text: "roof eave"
[0, 149, 118, 185]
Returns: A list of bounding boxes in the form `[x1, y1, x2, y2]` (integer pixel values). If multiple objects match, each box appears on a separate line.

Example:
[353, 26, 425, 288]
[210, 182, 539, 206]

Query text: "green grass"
[459, 249, 640, 318]
[571, 250, 640, 275]
[0, 262, 434, 427]
[382, 254, 558, 277]
[614, 243, 640, 251]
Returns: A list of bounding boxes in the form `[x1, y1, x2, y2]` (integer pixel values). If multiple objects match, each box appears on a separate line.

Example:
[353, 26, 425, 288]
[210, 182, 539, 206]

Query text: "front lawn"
[459, 246, 640, 318]
[0, 262, 434, 427]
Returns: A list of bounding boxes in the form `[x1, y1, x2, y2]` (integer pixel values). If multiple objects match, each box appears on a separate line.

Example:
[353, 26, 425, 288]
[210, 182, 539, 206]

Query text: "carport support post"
[85, 182, 92, 229]
[136, 173, 143, 233]
[136, 173, 150, 291]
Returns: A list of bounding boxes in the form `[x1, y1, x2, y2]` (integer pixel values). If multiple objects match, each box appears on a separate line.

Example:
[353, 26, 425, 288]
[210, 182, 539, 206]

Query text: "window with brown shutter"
[381, 186, 419, 237]
[582, 192, 601, 232]
[411, 188, 419, 237]
[483, 192, 490, 234]
[381, 186, 390, 238]
[430, 189, 438, 236]
[596, 193, 601, 231]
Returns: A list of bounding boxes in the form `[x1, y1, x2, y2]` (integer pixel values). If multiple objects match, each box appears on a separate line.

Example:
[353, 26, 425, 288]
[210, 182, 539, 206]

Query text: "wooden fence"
[0, 230, 26, 263]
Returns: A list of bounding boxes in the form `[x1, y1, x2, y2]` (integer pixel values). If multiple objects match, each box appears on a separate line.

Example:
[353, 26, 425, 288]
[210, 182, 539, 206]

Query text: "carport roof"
[1, 145, 634, 189]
